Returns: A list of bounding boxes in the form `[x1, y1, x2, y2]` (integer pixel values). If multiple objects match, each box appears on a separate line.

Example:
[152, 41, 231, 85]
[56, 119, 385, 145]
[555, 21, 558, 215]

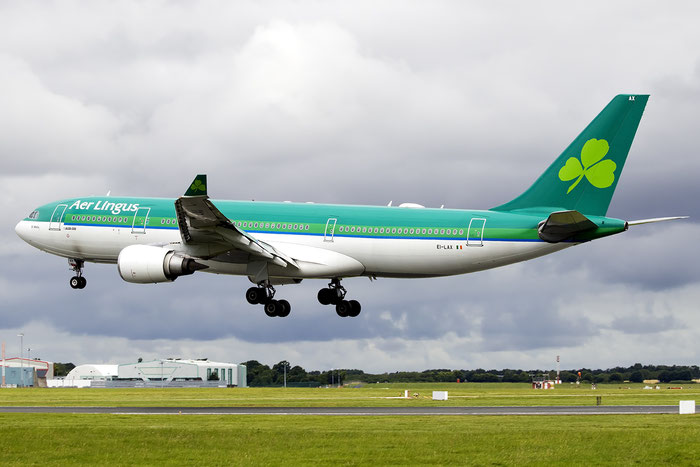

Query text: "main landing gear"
[317, 278, 361, 317]
[68, 259, 86, 289]
[246, 282, 290, 317]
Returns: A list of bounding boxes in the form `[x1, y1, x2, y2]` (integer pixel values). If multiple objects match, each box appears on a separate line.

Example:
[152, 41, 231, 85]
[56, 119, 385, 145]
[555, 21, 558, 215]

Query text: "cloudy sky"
[1, 1, 699, 373]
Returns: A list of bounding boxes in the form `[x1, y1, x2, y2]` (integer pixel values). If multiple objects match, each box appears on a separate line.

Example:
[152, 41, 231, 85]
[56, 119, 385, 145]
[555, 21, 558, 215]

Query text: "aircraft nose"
[15, 220, 30, 243]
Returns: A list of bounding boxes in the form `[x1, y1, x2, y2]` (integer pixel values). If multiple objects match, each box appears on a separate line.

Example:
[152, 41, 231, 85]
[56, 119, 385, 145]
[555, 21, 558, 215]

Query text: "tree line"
[240, 361, 700, 387]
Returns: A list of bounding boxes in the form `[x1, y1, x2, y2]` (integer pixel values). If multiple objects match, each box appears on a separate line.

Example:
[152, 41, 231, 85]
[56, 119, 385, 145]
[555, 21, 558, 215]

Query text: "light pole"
[282, 361, 289, 388]
[17, 333, 24, 387]
[331, 368, 334, 387]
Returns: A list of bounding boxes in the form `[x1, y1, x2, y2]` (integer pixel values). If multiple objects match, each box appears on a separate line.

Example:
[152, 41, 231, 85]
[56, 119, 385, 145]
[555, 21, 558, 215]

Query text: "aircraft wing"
[538, 210, 598, 243]
[174, 175, 298, 268]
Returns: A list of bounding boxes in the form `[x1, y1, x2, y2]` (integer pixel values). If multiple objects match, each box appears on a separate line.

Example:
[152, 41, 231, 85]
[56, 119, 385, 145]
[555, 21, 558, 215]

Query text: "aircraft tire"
[78, 277, 87, 289]
[264, 300, 279, 317]
[246, 287, 265, 305]
[330, 292, 342, 306]
[70, 276, 80, 289]
[317, 288, 332, 305]
[278, 299, 291, 317]
[348, 300, 361, 317]
[336, 300, 351, 317]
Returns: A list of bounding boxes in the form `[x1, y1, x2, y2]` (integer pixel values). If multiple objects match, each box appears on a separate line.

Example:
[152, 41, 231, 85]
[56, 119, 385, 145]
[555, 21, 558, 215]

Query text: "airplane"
[15, 94, 686, 318]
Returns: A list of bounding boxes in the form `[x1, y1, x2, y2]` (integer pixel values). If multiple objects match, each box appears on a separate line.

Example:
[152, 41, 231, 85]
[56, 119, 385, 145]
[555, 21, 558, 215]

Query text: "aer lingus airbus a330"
[16, 95, 685, 318]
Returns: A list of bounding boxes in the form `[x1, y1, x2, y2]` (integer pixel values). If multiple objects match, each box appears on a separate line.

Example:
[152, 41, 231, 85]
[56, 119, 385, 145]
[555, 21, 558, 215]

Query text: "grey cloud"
[550, 223, 700, 291]
[610, 312, 681, 335]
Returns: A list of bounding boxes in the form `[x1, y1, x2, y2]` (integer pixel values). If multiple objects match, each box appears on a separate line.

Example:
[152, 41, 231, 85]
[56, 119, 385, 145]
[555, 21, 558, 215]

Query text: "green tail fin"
[492, 94, 648, 216]
[184, 174, 207, 196]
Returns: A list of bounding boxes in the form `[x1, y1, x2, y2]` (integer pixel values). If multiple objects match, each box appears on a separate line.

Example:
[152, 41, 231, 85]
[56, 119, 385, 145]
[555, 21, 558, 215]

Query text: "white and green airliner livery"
[16, 95, 685, 318]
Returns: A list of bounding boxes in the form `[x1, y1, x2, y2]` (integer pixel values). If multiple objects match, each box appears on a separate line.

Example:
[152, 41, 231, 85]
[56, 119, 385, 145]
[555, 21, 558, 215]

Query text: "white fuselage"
[15, 219, 572, 280]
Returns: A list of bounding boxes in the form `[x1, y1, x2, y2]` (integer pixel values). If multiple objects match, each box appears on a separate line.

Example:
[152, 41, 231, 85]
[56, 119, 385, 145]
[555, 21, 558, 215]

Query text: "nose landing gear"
[246, 282, 291, 317]
[68, 259, 86, 289]
[317, 278, 361, 317]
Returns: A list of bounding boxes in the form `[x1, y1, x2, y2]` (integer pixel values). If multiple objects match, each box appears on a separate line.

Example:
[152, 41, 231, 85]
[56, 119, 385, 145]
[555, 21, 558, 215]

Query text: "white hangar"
[117, 359, 247, 387]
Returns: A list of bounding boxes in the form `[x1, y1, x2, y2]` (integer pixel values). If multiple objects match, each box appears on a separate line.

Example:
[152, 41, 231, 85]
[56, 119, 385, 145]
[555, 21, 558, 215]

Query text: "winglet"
[184, 174, 207, 197]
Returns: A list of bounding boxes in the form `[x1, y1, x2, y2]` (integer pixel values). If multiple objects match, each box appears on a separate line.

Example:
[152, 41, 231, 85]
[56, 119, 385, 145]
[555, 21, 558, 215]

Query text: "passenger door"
[49, 204, 68, 231]
[131, 207, 151, 235]
[324, 217, 337, 242]
[467, 218, 486, 247]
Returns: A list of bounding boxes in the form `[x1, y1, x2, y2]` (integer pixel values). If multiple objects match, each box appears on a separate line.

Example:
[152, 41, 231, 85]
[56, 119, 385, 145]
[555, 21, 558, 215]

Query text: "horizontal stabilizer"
[627, 216, 688, 226]
[538, 210, 597, 243]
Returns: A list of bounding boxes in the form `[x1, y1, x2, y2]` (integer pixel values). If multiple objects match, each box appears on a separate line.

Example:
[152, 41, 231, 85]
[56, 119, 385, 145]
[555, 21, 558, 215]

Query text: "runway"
[0, 405, 679, 415]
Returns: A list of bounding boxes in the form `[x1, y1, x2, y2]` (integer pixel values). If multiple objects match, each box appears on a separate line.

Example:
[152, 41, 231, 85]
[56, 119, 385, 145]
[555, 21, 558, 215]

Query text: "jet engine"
[117, 244, 207, 283]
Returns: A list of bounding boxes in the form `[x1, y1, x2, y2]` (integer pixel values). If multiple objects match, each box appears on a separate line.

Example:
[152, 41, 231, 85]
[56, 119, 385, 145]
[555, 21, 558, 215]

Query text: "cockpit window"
[28, 210, 39, 220]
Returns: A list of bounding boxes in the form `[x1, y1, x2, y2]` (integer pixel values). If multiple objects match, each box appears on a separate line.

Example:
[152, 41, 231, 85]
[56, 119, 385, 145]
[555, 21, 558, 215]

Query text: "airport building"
[66, 364, 119, 381]
[1, 358, 54, 387]
[118, 359, 247, 386]
[1, 367, 35, 387]
[49, 359, 247, 388]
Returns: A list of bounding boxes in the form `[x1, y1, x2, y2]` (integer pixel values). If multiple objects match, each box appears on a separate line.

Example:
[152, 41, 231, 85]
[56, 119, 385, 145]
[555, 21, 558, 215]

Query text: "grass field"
[1, 383, 698, 465]
[1, 382, 698, 407]
[0, 413, 698, 465]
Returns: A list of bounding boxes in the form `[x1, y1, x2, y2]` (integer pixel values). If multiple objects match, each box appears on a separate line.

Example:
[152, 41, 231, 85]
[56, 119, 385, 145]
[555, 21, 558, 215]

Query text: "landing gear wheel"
[246, 287, 266, 305]
[329, 290, 342, 305]
[348, 300, 361, 317]
[317, 288, 332, 305]
[264, 300, 279, 317]
[68, 259, 85, 290]
[277, 299, 291, 317]
[336, 300, 351, 317]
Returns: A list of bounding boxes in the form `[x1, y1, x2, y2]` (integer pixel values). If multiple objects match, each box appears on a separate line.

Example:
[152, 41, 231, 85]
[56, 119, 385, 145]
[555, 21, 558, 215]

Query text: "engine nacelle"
[117, 245, 206, 283]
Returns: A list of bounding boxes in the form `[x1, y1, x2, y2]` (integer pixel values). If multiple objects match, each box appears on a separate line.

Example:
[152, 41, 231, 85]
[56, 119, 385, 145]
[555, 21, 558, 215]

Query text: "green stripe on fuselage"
[28, 197, 627, 243]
